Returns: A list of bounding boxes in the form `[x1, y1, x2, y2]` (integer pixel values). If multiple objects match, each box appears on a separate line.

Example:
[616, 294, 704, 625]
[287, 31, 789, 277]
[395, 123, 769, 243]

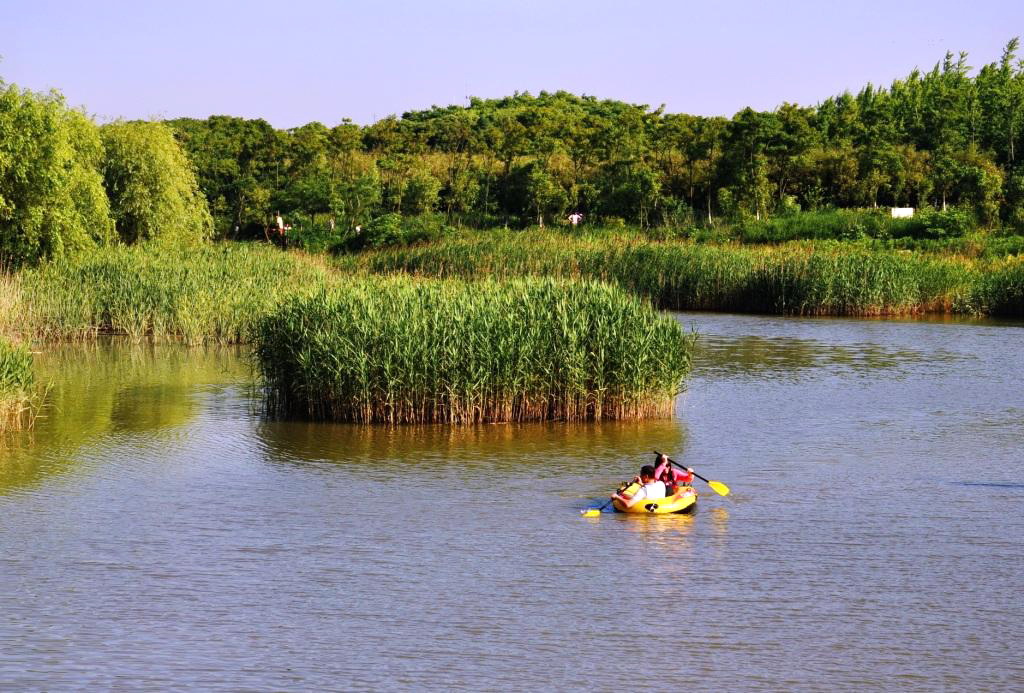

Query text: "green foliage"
[101, 121, 213, 245]
[252, 276, 694, 424]
[733, 207, 978, 243]
[350, 231, 989, 316]
[0, 82, 114, 267]
[167, 116, 282, 238]
[0, 337, 38, 431]
[402, 170, 442, 215]
[184, 40, 1024, 231]
[972, 258, 1024, 316]
[343, 213, 452, 252]
[8, 243, 334, 344]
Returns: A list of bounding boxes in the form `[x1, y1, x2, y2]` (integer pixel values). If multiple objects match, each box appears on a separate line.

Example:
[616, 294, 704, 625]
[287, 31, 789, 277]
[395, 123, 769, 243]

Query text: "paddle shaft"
[652, 450, 709, 483]
[584, 480, 632, 515]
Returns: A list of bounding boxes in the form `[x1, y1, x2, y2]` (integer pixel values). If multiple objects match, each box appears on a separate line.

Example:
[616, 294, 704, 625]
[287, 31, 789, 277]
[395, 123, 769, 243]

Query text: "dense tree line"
[2, 40, 1023, 265]
[1, 81, 210, 266]
[167, 39, 1024, 240]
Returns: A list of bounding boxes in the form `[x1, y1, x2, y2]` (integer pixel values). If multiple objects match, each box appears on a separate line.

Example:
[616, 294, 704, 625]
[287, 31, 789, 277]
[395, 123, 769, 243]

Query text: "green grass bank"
[341, 231, 1023, 317]
[252, 276, 694, 424]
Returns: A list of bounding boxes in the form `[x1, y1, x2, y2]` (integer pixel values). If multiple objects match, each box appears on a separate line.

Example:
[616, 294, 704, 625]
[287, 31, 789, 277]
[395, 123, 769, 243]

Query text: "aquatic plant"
[0, 338, 39, 432]
[7, 243, 335, 344]
[346, 231, 990, 316]
[972, 257, 1024, 317]
[252, 276, 694, 424]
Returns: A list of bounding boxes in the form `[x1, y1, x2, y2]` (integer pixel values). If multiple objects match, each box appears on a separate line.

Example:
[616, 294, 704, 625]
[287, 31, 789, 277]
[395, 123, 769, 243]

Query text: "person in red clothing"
[654, 453, 693, 495]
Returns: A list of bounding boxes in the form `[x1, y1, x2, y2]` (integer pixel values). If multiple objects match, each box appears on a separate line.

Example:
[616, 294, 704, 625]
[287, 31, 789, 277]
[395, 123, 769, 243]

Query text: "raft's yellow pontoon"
[611, 483, 698, 514]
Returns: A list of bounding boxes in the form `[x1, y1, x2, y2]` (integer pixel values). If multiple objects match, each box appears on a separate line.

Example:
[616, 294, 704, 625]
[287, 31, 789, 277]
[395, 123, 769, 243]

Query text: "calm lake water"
[2, 314, 1023, 691]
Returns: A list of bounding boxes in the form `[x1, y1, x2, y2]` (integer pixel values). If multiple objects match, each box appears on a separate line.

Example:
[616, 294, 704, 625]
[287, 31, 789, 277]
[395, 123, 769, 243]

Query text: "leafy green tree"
[101, 121, 213, 244]
[722, 108, 779, 219]
[402, 170, 442, 215]
[168, 116, 281, 238]
[523, 163, 567, 227]
[954, 146, 1004, 225]
[0, 82, 114, 266]
[1004, 167, 1024, 230]
[331, 168, 381, 231]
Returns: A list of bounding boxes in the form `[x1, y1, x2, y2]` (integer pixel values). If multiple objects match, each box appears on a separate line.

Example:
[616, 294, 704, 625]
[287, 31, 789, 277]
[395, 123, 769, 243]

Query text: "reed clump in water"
[0, 338, 40, 432]
[348, 231, 990, 316]
[253, 276, 694, 424]
[8, 243, 334, 344]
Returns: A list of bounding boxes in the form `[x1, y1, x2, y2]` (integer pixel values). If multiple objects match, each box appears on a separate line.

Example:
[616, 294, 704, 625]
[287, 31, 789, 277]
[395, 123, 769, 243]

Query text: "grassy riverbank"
[340, 230, 1024, 317]
[0, 338, 39, 432]
[253, 276, 694, 424]
[2, 243, 335, 343]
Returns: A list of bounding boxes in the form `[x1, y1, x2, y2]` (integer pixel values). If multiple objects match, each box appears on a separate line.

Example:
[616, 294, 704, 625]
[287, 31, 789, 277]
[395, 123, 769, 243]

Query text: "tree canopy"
[3, 39, 1024, 266]
[101, 121, 213, 245]
[163, 39, 1024, 238]
[0, 81, 114, 266]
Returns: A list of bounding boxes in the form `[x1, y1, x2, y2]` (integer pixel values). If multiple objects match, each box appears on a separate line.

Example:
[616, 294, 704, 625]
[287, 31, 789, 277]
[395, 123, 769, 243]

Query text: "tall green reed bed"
[345, 231, 994, 316]
[0, 338, 39, 432]
[253, 276, 694, 424]
[8, 243, 334, 343]
[973, 258, 1024, 317]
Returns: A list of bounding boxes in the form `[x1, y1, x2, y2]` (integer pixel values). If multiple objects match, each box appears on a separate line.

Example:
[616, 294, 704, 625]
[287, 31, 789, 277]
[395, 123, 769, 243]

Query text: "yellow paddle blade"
[708, 480, 731, 496]
[581, 508, 601, 517]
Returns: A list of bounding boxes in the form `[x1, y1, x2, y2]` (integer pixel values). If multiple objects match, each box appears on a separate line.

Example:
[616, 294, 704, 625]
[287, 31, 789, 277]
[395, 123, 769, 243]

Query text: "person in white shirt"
[612, 464, 666, 509]
[567, 212, 583, 227]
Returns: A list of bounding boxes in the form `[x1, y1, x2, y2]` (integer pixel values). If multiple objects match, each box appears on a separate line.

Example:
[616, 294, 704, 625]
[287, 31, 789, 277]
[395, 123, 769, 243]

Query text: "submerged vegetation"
[0, 338, 39, 432]
[253, 277, 694, 424]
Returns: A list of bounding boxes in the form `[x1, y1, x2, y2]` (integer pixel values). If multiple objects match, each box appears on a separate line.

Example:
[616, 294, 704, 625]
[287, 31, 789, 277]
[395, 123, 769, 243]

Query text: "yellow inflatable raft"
[611, 482, 698, 514]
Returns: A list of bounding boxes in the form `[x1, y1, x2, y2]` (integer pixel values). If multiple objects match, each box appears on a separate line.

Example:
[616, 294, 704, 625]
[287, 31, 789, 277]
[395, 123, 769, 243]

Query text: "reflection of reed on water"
[256, 417, 690, 478]
[0, 341, 248, 495]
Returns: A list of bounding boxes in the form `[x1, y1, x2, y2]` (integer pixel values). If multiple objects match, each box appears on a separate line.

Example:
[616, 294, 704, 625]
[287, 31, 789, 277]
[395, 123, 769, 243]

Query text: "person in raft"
[654, 453, 694, 495]
[612, 464, 666, 509]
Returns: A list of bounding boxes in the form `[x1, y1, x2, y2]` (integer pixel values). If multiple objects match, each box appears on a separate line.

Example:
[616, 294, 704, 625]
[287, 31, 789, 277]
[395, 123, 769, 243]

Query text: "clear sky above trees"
[3, 0, 1021, 127]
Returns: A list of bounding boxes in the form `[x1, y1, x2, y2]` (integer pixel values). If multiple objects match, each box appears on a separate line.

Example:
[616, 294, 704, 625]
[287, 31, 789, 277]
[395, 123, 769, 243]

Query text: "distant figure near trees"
[265, 211, 290, 248]
[568, 212, 583, 227]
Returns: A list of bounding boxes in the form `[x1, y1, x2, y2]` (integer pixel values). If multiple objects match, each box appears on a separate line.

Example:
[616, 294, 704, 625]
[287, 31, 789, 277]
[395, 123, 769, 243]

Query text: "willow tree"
[0, 81, 114, 267]
[101, 121, 213, 245]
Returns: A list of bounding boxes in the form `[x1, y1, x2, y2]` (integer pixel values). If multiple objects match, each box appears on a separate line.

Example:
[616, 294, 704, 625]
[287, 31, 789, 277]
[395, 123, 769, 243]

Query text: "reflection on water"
[0, 341, 247, 495]
[2, 315, 1023, 690]
[695, 333, 972, 381]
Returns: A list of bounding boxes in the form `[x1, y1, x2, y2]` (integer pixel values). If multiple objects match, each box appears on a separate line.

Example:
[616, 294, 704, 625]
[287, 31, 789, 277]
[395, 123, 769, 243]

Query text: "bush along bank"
[252, 276, 695, 424]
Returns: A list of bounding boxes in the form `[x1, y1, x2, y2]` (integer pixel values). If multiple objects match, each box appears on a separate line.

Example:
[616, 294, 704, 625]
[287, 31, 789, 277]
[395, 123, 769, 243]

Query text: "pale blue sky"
[3, 0, 1021, 127]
